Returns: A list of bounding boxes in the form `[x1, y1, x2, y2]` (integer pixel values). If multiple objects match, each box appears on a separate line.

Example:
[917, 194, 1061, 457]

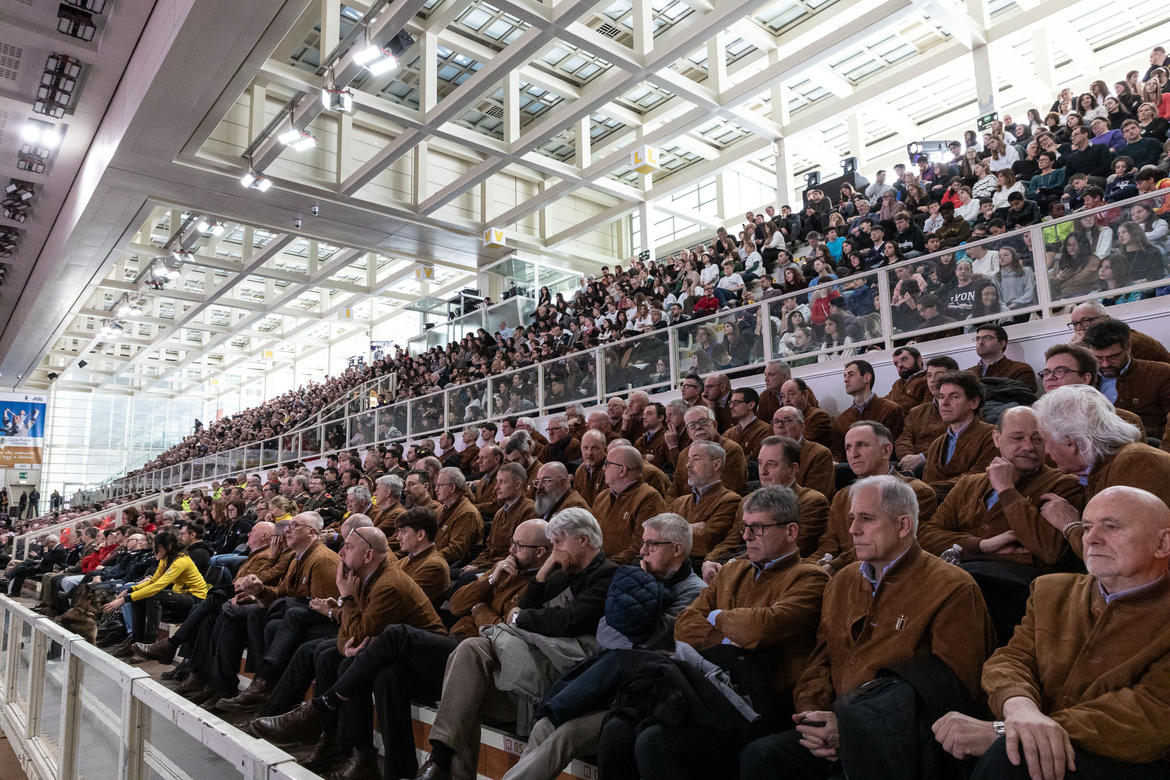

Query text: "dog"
[56, 583, 102, 645]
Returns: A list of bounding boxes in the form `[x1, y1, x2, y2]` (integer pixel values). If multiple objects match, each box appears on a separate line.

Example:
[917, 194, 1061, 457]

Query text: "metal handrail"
[74, 187, 1170, 502]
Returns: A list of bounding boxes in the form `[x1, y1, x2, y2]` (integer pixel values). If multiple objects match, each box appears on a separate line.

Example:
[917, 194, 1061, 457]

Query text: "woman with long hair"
[1104, 95, 1133, 130]
[993, 246, 1037, 310]
[985, 135, 1019, 172]
[1076, 92, 1107, 123]
[1129, 201, 1170, 254]
[1095, 256, 1146, 305]
[1050, 231, 1100, 299]
[1116, 220, 1166, 282]
[1137, 102, 1170, 140]
[818, 311, 856, 362]
[968, 281, 1008, 329]
[102, 530, 209, 654]
[1140, 80, 1170, 120]
[992, 169, 1025, 210]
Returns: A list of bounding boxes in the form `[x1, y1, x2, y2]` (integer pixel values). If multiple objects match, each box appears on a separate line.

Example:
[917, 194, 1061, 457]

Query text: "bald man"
[935, 486, 1170, 779]
[1067, 301, 1170, 365]
[610, 438, 671, 498]
[572, 430, 608, 506]
[531, 461, 589, 521]
[702, 372, 735, 433]
[592, 445, 666, 564]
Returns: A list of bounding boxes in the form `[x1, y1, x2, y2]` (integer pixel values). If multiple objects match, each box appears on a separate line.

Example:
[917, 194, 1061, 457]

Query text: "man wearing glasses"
[703, 437, 831, 583]
[249, 525, 443, 777]
[542, 415, 581, 467]
[1039, 344, 1147, 437]
[669, 407, 748, 499]
[531, 462, 589, 522]
[678, 373, 707, 410]
[723, 387, 772, 463]
[635, 486, 829, 778]
[965, 325, 1036, 393]
[670, 440, 741, 561]
[1066, 301, 1170, 364]
[592, 445, 666, 565]
[1081, 320, 1170, 441]
[433, 467, 483, 565]
[740, 476, 993, 780]
[195, 511, 339, 711]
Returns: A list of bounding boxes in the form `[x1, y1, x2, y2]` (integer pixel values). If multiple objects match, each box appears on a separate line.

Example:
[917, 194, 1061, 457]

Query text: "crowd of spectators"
[122, 48, 1170, 488]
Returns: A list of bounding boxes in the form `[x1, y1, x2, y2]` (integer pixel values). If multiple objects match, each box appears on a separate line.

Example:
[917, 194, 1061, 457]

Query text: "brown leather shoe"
[411, 759, 452, 780]
[185, 686, 221, 706]
[132, 638, 176, 664]
[110, 638, 136, 659]
[328, 748, 379, 780]
[303, 733, 346, 775]
[215, 677, 270, 713]
[249, 702, 326, 745]
[174, 674, 205, 696]
[161, 659, 190, 681]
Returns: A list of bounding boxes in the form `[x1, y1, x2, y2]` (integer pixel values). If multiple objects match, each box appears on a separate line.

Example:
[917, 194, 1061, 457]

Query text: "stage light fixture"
[240, 171, 273, 192]
[277, 128, 317, 152]
[320, 86, 353, 113]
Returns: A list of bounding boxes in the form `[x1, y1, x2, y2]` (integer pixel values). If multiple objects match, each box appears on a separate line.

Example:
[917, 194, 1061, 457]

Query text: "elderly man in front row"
[740, 475, 994, 780]
[933, 486, 1170, 778]
[412, 509, 618, 780]
[1032, 385, 1170, 557]
[671, 406, 748, 497]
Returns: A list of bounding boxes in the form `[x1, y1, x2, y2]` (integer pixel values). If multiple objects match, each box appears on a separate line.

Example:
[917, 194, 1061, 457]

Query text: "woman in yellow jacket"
[102, 530, 209, 656]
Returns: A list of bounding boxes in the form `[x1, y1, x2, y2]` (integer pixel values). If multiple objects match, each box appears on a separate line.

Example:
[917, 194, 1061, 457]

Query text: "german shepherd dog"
[56, 583, 102, 645]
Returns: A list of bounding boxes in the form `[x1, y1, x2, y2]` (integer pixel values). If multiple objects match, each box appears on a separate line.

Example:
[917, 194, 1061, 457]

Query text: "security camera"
[293, 218, 302, 230]
[310, 204, 319, 217]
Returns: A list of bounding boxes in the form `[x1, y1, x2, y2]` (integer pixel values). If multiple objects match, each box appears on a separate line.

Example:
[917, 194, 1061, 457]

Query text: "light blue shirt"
[859, 546, 912, 597]
[1098, 574, 1167, 605]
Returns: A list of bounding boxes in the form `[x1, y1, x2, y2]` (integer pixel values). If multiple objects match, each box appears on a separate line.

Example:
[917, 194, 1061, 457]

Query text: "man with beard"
[532, 462, 589, 522]
[404, 470, 442, 514]
[885, 347, 928, 415]
[634, 402, 670, 472]
[670, 407, 748, 497]
[593, 445, 667, 564]
[966, 325, 1037, 393]
[669, 440, 741, 561]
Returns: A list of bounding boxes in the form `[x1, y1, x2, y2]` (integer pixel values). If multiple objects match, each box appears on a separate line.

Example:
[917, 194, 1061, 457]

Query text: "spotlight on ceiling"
[240, 170, 273, 192]
[320, 85, 354, 113]
[353, 44, 398, 76]
[803, 171, 821, 188]
[277, 127, 317, 152]
[194, 218, 225, 236]
[21, 119, 61, 149]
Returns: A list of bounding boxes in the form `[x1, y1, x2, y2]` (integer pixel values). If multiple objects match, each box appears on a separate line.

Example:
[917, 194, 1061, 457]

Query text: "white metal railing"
[79, 187, 1170, 502]
[0, 596, 318, 780]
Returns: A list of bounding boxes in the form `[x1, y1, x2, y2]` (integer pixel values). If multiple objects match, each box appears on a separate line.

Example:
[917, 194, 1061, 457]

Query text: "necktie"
[944, 430, 958, 464]
[692, 488, 702, 504]
[985, 489, 999, 509]
[1077, 475, 1089, 487]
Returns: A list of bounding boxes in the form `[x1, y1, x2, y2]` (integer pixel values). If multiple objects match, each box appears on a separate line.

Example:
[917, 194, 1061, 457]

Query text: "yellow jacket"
[130, 554, 210, 601]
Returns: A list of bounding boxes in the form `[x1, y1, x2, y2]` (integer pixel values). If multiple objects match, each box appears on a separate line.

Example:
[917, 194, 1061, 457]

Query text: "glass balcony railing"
[75, 187, 1170, 504]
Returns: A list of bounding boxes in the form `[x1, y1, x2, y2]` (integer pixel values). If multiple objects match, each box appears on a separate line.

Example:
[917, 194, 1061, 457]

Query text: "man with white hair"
[192, 511, 339, 710]
[670, 439, 741, 560]
[934, 486, 1170, 778]
[458, 427, 480, 474]
[741, 475, 994, 779]
[370, 474, 406, 541]
[543, 416, 581, 466]
[531, 461, 590, 522]
[771, 406, 834, 500]
[412, 509, 618, 780]
[433, 467, 483, 565]
[1032, 384, 1170, 558]
[620, 390, 652, 440]
[516, 417, 549, 461]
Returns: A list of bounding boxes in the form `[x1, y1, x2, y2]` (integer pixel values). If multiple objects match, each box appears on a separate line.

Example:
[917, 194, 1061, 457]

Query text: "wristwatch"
[993, 721, 1006, 737]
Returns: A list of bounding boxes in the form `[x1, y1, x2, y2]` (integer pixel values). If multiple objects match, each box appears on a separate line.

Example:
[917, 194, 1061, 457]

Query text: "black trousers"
[331, 624, 459, 780]
[260, 637, 348, 717]
[971, 736, 1170, 780]
[207, 603, 263, 694]
[738, 729, 844, 780]
[256, 605, 336, 681]
[961, 560, 1046, 646]
[170, 591, 226, 652]
[130, 591, 198, 643]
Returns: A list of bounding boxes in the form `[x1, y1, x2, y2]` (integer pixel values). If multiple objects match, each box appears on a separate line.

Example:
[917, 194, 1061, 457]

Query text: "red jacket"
[80, 543, 119, 573]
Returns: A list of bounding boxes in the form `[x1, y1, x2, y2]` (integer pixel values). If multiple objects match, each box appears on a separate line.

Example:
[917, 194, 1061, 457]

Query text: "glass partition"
[72, 662, 124, 776]
[301, 426, 322, 460]
[491, 366, 540, 417]
[602, 330, 671, 395]
[447, 379, 489, 426]
[378, 403, 408, 442]
[323, 419, 346, 452]
[349, 409, 376, 448]
[409, 394, 444, 437]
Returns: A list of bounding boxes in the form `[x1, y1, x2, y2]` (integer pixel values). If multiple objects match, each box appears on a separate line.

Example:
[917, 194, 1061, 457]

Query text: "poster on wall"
[0, 392, 47, 468]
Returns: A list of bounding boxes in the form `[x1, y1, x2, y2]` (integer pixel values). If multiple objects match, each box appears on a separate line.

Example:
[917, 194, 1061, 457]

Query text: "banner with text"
[0, 392, 46, 468]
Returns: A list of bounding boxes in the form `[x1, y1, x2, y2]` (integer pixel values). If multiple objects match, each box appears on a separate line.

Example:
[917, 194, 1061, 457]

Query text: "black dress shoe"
[161, 659, 190, 681]
[215, 676, 270, 713]
[328, 748, 379, 780]
[411, 759, 452, 780]
[303, 733, 346, 775]
[249, 701, 326, 745]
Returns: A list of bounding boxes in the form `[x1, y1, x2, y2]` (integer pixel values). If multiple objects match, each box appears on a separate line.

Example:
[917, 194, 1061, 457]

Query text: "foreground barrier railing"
[81, 187, 1170, 501]
[0, 596, 318, 780]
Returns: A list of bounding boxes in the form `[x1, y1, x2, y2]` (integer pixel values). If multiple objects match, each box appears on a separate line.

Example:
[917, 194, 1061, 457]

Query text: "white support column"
[632, 0, 654, 57]
[847, 111, 867, 171]
[419, 30, 438, 113]
[414, 141, 429, 205]
[320, 0, 341, 62]
[774, 138, 797, 209]
[971, 44, 997, 117]
[638, 200, 656, 263]
[575, 116, 591, 168]
[1031, 27, 1055, 94]
[707, 31, 728, 94]
[336, 111, 353, 185]
[769, 52, 790, 126]
[503, 70, 521, 145]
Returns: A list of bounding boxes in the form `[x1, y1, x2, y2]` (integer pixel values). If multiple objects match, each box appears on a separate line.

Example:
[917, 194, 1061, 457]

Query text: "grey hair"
[1033, 385, 1142, 466]
[163, 510, 184, 524]
[642, 512, 693, 558]
[298, 511, 324, 532]
[851, 475, 919, 534]
[292, 474, 310, 491]
[547, 507, 603, 550]
[462, 426, 479, 437]
[666, 399, 689, 414]
[778, 405, 805, 423]
[498, 462, 527, 483]
[547, 415, 566, 428]
[517, 416, 536, 428]
[505, 430, 534, 456]
[347, 485, 372, 503]
[690, 439, 726, 464]
[742, 485, 801, 526]
[438, 466, 467, 490]
[685, 405, 717, 421]
[375, 474, 403, 495]
[273, 519, 291, 536]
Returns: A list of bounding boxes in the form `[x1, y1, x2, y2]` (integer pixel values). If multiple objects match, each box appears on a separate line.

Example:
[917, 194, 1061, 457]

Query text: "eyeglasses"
[603, 460, 625, 469]
[1068, 315, 1105, 332]
[345, 530, 373, 550]
[1037, 366, 1078, 381]
[972, 335, 999, 342]
[509, 540, 547, 551]
[686, 421, 711, 430]
[743, 522, 788, 537]
[435, 482, 456, 489]
[640, 539, 674, 550]
[530, 477, 565, 486]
